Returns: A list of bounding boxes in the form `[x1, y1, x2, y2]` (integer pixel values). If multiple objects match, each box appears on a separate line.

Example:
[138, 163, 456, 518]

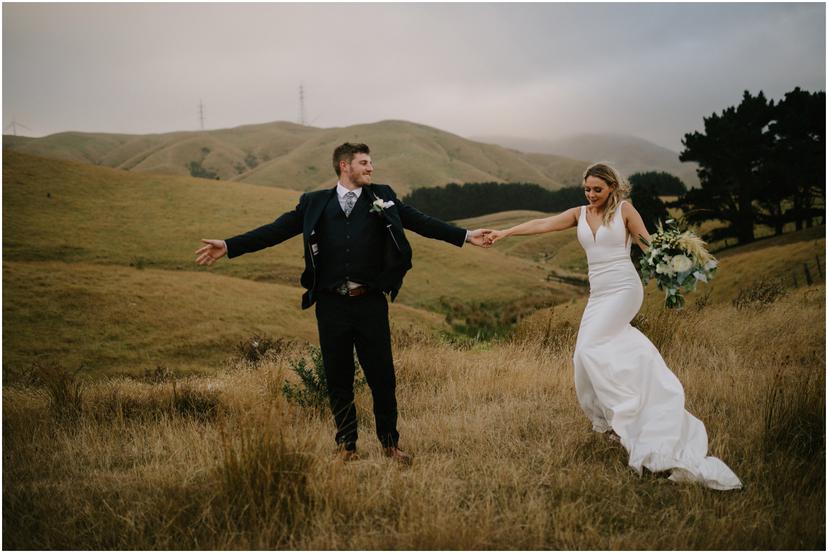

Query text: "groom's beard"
[352, 172, 372, 186]
[345, 167, 372, 187]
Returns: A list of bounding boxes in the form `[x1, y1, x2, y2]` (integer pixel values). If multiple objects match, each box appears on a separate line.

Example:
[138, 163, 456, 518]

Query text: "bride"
[485, 162, 742, 490]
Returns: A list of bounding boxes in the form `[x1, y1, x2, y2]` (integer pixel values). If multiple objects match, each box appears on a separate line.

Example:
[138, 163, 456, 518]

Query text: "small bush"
[129, 257, 148, 270]
[141, 365, 175, 383]
[693, 289, 713, 311]
[187, 160, 218, 180]
[31, 362, 84, 422]
[92, 388, 166, 422]
[733, 278, 787, 310]
[281, 346, 365, 412]
[236, 334, 290, 364]
[172, 382, 223, 422]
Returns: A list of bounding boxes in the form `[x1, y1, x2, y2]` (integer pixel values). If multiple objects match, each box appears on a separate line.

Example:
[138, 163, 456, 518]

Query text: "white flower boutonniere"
[370, 197, 395, 215]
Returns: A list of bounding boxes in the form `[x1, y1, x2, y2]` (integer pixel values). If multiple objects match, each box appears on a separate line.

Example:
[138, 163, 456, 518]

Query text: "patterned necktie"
[343, 191, 357, 217]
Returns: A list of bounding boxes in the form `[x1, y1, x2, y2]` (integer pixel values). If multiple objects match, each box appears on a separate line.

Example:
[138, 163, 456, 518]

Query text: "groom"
[196, 142, 490, 464]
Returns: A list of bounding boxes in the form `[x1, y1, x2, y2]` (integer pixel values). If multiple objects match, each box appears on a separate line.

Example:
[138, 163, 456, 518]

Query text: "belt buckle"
[336, 283, 349, 296]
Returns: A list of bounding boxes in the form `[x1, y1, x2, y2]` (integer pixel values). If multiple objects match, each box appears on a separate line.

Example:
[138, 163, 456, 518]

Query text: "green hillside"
[2, 151, 576, 374]
[4, 120, 587, 194]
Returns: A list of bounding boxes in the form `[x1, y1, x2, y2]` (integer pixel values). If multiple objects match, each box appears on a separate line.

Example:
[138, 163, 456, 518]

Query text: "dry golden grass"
[4, 285, 824, 549]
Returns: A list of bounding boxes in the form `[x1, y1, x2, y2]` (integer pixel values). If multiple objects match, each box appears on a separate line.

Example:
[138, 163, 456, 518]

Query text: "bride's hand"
[485, 230, 508, 246]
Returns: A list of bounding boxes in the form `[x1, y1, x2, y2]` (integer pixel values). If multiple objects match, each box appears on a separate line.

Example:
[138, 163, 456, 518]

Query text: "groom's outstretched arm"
[224, 199, 305, 259]
[391, 189, 489, 247]
[196, 195, 306, 267]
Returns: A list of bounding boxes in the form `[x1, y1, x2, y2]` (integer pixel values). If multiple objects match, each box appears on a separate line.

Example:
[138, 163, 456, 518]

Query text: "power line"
[198, 99, 206, 130]
[298, 84, 306, 126]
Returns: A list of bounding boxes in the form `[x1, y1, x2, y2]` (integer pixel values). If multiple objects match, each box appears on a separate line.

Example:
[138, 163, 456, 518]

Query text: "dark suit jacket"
[225, 184, 467, 309]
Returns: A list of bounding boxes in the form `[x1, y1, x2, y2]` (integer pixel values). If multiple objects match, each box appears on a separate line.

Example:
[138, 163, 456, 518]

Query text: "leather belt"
[335, 284, 369, 297]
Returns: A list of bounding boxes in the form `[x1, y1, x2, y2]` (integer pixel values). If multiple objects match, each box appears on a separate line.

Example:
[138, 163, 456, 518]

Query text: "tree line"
[678, 87, 825, 243]
[402, 172, 685, 225]
[402, 182, 586, 221]
[404, 86, 824, 246]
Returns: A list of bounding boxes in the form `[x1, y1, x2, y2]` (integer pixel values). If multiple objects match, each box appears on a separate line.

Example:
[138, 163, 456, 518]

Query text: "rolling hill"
[474, 133, 701, 188]
[3, 120, 588, 195]
[5, 149, 821, 375]
[2, 150, 579, 374]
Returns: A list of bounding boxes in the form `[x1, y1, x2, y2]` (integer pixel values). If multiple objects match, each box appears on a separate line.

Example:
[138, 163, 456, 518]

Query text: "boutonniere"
[369, 195, 395, 215]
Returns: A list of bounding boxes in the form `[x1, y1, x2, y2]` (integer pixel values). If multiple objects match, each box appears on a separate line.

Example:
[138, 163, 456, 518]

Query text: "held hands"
[483, 229, 508, 246]
[466, 229, 509, 248]
[195, 239, 227, 266]
[467, 228, 495, 248]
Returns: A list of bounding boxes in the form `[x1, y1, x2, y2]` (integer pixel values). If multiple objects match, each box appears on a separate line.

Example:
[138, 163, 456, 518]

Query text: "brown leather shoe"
[384, 446, 413, 466]
[333, 447, 359, 463]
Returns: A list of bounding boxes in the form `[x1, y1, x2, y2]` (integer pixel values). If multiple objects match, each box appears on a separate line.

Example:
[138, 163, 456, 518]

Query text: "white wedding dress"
[573, 201, 742, 490]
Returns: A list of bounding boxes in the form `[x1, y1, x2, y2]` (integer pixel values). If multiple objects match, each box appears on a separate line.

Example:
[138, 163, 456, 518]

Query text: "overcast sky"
[3, 2, 825, 151]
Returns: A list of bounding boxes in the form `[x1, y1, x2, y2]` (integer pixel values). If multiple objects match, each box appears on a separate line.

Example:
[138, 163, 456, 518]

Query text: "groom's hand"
[195, 239, 227, 266]
[467, 228, 494, 248]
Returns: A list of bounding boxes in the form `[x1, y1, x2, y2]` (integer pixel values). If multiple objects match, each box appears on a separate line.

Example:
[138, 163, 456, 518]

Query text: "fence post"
[803, 263, 813, 286]
[816, 256, 823, 278]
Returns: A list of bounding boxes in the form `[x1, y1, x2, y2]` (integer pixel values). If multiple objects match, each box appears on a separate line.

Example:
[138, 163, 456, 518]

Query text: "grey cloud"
[3, 3, 824, 151]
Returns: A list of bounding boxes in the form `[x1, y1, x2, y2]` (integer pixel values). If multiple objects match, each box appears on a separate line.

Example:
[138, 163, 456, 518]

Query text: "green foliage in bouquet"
[638, 219, 718, 309]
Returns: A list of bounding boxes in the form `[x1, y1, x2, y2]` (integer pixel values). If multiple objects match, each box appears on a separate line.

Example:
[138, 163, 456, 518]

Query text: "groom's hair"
[333, 142, 371, 176]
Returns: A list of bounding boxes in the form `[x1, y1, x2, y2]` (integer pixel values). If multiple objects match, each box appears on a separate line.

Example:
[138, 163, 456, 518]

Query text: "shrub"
[236, 334, 290, 364]
[129, 257, 148, 270]
[281, 346, 365, 412]
[172, 382, 223, 422]
[187, 160, 218, 179]
[732, 278, 787, 310]
[31, 362, 84, 422]
[141, 365, 175, 383]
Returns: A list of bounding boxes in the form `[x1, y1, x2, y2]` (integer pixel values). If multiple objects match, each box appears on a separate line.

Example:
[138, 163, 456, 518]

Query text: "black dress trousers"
[315, 290, 399, 450]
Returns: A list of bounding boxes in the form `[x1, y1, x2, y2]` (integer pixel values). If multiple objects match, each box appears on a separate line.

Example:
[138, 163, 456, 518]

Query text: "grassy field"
[3, 284, 823, 549]
[3, 151, 576, 374]
[3, 150, 825, 549]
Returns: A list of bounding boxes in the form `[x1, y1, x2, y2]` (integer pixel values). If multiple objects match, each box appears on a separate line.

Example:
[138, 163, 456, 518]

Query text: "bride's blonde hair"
[583, 162, 631, 226]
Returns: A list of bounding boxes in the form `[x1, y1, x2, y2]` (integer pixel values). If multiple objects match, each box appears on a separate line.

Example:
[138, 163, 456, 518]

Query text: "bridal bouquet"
[638, 220, 718, 309]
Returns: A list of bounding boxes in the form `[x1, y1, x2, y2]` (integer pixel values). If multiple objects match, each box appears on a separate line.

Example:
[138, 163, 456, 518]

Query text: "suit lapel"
[305, 187, 337, 238]
[367, 185, 403, 231]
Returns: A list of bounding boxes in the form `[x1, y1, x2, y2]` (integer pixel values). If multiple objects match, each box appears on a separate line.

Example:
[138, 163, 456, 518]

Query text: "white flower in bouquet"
[669, 254, 693, 274]
[638, 219, 718, 309]
[656, 260, 675, 276]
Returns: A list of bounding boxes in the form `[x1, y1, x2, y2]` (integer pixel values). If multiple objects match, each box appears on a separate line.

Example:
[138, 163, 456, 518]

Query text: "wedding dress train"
[573, 202, 741, 490]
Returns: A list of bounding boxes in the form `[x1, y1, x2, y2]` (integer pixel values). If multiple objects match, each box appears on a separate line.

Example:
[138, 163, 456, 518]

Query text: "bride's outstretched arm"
[487, 207, 580, 244]
[622, 202, 651, 250]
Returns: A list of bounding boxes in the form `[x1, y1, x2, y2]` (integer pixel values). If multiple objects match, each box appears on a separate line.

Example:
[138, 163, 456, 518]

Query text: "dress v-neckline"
[584, 207, 603, 242]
